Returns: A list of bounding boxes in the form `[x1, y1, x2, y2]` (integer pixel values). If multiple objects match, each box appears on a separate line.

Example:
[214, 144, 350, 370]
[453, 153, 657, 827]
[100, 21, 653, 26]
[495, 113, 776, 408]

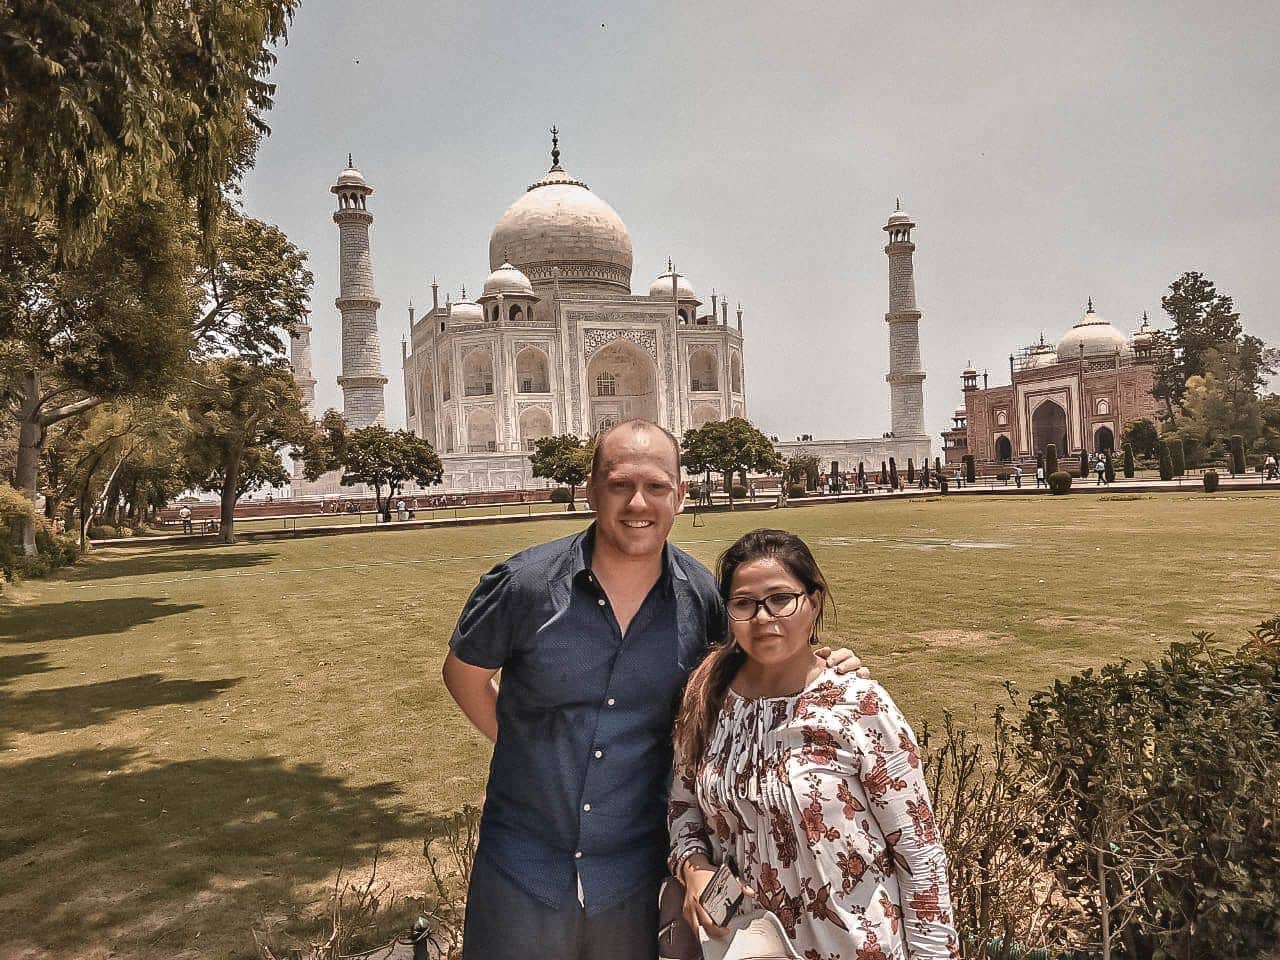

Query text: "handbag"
[659, 875, 801, 960]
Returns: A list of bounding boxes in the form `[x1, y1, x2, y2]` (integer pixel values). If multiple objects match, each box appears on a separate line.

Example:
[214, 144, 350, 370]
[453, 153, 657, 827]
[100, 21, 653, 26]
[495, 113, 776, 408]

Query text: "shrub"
[787, 484, 807, 499]
[1169, 437, 1186, 476]
[962, 454, 976, 484]
[729, 484, 747, 499]
[906, 458, 915, 484]
[1202, 469, 1220, 492]
[1047, 471, 1072, 494]
[888, 457, 899, 489]
[1158, 441, 1174, 480]
[686, 483, 702, 500]
[548, 488, 573, 504]
[1045, 443, 1058, 476]
[1122, 442, 1135, 478]
[1079, 449, 1089, 478]
[1018, 621, 1280, 956]
[1230, 434, 1247, 474]
[995, 471, 1009, 482]
[86, 524, 119, 540]
[1103, 454, 1115, 484]
[0, 485, 81, 586]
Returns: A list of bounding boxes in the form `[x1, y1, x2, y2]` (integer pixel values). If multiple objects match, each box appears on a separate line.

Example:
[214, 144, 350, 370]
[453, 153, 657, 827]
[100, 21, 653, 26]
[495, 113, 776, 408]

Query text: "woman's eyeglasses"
[726, 592, 806, 621]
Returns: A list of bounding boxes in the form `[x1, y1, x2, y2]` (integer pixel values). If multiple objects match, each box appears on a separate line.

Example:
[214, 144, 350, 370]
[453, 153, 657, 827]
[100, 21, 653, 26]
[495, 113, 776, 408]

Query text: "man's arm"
[442, 652, 501, 744]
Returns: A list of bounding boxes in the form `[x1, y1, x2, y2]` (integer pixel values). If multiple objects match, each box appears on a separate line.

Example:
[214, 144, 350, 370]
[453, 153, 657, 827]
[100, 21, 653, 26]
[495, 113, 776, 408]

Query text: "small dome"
[482, 262, 534, 298]
[888, 211, 912, 224]
[962, 365, 977, 377]
[649, 270, 696, 301]
[335, 166, 369, 189]
[953, 405, 968, 418]
[450, 298, 483, 323]
[1056, 303, 1131, 362]
[1130, 313, 1156, 346]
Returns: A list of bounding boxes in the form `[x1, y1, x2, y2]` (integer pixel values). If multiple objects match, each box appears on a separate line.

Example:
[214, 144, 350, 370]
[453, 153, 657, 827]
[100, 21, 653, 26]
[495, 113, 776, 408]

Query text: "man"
[443, 419, 863, 959]
[178, 504, 192, 534]
[1013, 464, 1023, 488]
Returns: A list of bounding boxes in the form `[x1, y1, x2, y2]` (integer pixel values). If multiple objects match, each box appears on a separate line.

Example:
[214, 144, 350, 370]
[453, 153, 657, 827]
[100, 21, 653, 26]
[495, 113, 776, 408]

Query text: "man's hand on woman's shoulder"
[814, 645, 870, 679]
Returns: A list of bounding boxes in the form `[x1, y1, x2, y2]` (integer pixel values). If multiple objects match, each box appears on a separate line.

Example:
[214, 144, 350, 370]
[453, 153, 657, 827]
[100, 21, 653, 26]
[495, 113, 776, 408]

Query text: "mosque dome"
[1023, 334, 1060, 369]
[488, 152, 633, 291]
[1130, 312, 1156, 349]
[649, 269, 697, 301]
[334, 163, 369, 190]
[482, 261, 534, 298]
[450, 296, 483, 323]
[953, 405, 967, 418]
[1056, 301, 1131, 362]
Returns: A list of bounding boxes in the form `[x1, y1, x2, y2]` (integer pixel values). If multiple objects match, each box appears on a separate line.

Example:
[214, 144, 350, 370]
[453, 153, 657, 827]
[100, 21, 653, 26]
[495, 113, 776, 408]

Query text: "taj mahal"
[290, 132, 933, 494]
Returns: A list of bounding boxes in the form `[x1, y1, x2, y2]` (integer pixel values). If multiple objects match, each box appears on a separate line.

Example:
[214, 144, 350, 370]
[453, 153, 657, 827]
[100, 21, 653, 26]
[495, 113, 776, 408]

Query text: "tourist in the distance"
[1013, 464, 1023, 488]
[670, 529, 957, 958]
[1264, 453, 1277, 481]
[1035, 461, 1046, 488]
[443, 420, 865, 960]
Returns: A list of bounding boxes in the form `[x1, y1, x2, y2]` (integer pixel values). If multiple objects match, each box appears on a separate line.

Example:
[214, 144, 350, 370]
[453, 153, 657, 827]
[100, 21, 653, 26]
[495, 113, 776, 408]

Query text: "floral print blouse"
[669, 668, 959, 960]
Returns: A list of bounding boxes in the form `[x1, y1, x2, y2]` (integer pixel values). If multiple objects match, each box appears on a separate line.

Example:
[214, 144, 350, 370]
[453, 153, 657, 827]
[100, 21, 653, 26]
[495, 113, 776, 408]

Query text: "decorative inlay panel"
[580, 328, 658, 362]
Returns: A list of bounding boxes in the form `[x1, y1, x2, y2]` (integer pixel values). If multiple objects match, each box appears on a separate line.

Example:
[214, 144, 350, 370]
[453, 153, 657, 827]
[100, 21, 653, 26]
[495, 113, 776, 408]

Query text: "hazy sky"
[241, 0, 1280, 442]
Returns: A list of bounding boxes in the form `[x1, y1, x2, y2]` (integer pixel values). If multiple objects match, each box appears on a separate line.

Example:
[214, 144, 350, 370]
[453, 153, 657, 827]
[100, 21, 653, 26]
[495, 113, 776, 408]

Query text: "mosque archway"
[1032, 400, 1068, 455]
[467, 408, 497, 452]
[1095, 425, 1115, 453]
[995, 435, 1013, 462]
[691, 402, 720, 428]
[440, 358, 453, 402]
[519, 407, 553, 450]
[463, 349, 494, 397]
[515, 347, 550, 393]
[689, 349, 719, 392]
[730, 353, 743, 394]
[587, 339, 657, 426]
[442, 413, 456, 453]
[417, 369, 436, 447]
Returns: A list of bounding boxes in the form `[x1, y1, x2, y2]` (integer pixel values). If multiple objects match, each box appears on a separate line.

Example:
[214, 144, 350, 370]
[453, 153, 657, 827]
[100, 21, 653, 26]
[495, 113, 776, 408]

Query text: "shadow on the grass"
[0, 673, 241, 748]
[60, 547, 281, 582]
[0, 746, 425, 959]
[0, 651, 62, 685]
[0, 597, 203, 643]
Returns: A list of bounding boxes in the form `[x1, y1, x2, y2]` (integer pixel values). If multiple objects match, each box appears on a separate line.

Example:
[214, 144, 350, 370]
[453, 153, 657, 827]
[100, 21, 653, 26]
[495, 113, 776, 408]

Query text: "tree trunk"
[723, 470, 734, 509]
[220, 449, 242, 544]
[568, 484, 576, 511]
[15, 371, 44, 557]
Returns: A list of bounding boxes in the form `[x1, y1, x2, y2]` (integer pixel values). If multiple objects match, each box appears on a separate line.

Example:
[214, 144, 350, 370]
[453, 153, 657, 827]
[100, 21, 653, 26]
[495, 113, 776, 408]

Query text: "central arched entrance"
[586, 339, 658, 431]
[995, 435, 1013, 462]
[1094, 425, 1115, 453]
[1032, 400, 1068, 455]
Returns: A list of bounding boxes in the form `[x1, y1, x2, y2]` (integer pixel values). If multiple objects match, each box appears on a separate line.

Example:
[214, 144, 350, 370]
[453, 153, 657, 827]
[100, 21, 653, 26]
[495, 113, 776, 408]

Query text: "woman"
[669, 529, 957, 959]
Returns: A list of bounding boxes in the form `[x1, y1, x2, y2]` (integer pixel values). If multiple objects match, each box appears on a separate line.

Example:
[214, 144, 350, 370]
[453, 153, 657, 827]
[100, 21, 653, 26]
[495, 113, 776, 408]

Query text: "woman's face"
[727, 557, 821, 669]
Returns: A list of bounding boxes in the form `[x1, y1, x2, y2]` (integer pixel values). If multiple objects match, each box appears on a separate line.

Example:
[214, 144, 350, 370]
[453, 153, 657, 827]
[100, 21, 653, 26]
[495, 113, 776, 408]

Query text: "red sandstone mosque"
[942, 300, 1161, 470]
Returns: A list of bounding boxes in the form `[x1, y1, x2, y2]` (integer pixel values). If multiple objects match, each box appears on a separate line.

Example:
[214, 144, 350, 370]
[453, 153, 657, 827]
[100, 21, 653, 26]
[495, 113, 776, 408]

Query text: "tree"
[1122, 418, 1160, 459]
[0, 0, 299, 255]
[888, 457, 899, 489]
[1122, 443, 1135, 479]
[1, 198, 197, 554]
[337, 426, 443, 520]
[529, 435, 591, 510]
[906, 458, 915, 485]
[1169, 436, 1186, 476]
[1104, 453, 1115, 484]
[181, 358, 316, 543]
[681, 419, 782, 509]
[1045, 443, 1058, 476]
[1154, 272, 1244, 415]
[1230, 435, 1247, 475]
[785, 453, 820, 490]
[1158, 440, 1174, 481]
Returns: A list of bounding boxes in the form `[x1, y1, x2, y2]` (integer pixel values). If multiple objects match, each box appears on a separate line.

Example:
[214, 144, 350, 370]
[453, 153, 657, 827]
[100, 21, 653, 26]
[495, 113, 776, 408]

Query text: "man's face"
[586, 427, 686, 561]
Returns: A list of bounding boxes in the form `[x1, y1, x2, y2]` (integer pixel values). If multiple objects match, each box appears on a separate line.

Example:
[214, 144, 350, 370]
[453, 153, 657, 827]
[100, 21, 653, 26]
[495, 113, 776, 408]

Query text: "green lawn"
[2, 493, 1278, 958]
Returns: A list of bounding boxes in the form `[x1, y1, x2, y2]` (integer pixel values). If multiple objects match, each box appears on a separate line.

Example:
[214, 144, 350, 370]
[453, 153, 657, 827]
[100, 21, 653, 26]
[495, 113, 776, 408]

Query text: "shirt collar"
[572, 523, 688, 592]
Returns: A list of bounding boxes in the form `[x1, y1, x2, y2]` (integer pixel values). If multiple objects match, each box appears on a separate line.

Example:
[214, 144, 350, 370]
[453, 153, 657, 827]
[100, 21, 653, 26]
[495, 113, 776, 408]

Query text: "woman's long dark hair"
[674, 529, 833, 770]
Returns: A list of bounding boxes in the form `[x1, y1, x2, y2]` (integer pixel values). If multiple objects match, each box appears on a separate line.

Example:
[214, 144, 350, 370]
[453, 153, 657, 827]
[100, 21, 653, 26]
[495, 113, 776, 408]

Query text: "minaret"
[289, 319, 317, 417]
[883, 200, 927, 437]
[331, 157, 387, 428]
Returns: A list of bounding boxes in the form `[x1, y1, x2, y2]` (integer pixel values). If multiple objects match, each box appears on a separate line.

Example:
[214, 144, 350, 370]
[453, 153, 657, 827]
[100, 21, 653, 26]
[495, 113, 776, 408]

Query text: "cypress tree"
[963, 454, 976, 483]
[1080, 449, 1089, 478]
[888, 457, 899, 489]
[906, 458, 915, 484]
[1104, 453, 1115, 484]
[1169, 437, 1186, 476]
[880, 461, 889, 485]
[1122, 442, 1135, 478]
[1159, 440, 1174, 481]
[1046, 444, 1059, 476]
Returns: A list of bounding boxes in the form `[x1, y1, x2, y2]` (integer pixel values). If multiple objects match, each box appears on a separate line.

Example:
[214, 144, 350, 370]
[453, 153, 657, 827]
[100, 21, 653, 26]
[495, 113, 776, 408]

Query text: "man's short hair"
[590, 419, 682, 479]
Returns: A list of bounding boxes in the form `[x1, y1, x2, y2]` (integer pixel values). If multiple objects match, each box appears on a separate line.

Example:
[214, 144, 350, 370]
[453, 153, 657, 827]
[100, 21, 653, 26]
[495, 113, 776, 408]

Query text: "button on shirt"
[450, 525, 724, 914]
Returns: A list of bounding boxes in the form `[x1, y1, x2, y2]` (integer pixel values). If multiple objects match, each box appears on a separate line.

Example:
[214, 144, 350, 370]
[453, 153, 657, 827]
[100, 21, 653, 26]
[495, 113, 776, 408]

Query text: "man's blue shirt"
[449, 525, 724, 914]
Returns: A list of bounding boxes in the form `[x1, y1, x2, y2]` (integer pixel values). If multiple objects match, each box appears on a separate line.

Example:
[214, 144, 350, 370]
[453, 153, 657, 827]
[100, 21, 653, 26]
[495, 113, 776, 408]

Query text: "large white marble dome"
[488, 158, 633, 292]
[1057, 301, 1131, 362]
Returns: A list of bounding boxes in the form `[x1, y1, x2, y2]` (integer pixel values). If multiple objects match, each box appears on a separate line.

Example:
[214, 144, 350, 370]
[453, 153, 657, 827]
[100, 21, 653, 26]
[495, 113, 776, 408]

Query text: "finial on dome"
[1087, 296, 1094, 312]
[348, 152, 353, 169]
[667, 256, 673, 272]
[461, 284, 467, 299]
[550, 125, 560, 169]
[896, 197, 901, 212]
[1142, 310, 1148, 322]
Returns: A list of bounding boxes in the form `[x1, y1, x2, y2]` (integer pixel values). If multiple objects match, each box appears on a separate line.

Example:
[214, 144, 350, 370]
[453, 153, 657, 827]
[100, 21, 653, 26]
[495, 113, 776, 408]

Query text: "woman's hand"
[679, 854, 730, 940]
[816, 646, 870, 678]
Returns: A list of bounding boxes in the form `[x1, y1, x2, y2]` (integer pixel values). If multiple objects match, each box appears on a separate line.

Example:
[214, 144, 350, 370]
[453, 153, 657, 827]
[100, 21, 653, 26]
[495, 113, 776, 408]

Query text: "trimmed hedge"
[729, 484, 748, 499]
[1045, 444, 1059, 476]
[1159, 441, 1174, 481]
[1122, 442, 1135, 479]
[549, 488, 574, 503]
[1048, 471, 1072, 494]
[1230, 435, 1247, 475]
[787, 484, 807, 499]
[1203, 470, 1220, 492]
